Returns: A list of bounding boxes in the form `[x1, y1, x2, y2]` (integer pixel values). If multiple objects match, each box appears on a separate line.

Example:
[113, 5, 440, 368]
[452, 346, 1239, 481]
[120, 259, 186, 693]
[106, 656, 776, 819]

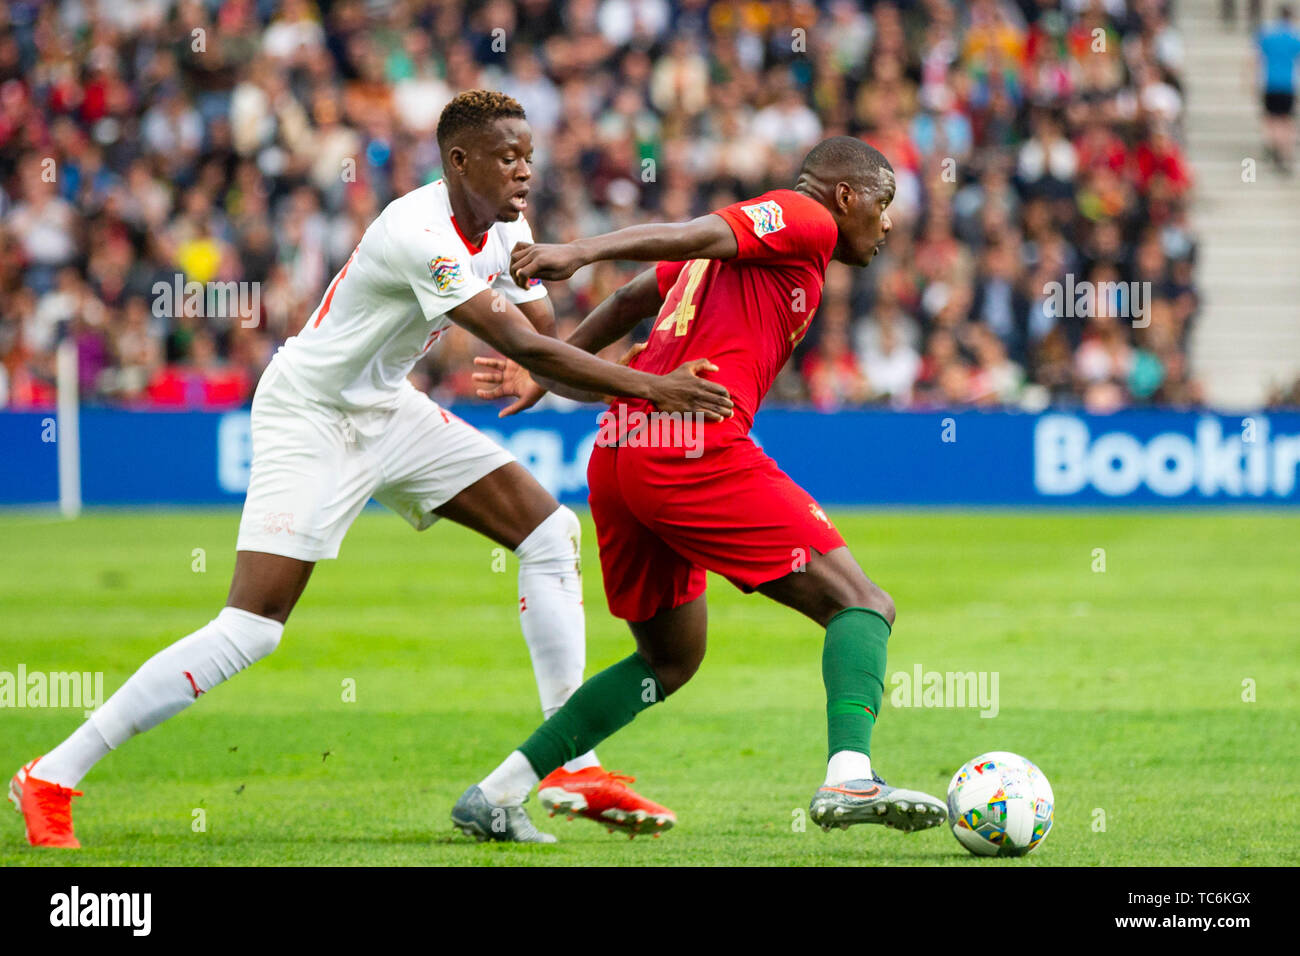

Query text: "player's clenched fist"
[510, 241, 587, 287]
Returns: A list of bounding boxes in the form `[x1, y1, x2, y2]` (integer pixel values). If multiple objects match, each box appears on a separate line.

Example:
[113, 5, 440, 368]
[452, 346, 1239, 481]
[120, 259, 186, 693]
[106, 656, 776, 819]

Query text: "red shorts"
[587, 432, 846, 623]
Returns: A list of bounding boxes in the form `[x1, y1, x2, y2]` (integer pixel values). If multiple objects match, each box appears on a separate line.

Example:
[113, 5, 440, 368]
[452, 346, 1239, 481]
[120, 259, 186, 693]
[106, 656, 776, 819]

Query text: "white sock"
[825, 750, 873, 786]
[516, 506, 599, 774]
[37, 607, 283, 788]
[33, 724, 111, 789]
[478, 750, 539, 807]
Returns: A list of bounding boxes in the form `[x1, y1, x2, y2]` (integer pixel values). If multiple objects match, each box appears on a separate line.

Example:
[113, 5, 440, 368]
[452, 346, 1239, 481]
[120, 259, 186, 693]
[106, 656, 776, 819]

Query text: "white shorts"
[235, 361, 515, 562]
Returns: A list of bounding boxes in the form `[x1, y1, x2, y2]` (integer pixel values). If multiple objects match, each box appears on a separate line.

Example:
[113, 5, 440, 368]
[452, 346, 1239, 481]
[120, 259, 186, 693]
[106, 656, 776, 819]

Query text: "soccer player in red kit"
[458, 137, 947, 838]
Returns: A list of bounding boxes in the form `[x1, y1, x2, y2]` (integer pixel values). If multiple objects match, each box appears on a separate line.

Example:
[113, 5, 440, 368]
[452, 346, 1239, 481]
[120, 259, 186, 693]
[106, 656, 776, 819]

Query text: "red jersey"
[622, 189, 839, 436]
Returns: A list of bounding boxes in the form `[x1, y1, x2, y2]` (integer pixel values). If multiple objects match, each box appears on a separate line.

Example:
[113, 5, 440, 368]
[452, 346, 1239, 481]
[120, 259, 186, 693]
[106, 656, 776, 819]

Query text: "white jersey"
[273, 178, 546, 415]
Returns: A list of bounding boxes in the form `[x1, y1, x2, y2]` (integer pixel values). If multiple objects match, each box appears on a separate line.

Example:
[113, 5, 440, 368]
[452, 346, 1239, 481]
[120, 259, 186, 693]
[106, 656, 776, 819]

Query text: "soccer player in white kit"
[10, 91, 732, 847]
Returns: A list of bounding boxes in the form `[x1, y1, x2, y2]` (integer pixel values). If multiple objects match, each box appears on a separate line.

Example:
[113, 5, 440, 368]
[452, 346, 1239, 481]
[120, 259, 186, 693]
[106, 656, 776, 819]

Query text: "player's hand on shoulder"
[510, 241, 586, 287]
[650, 359, 734, 423]
[473, 356, 547, 418]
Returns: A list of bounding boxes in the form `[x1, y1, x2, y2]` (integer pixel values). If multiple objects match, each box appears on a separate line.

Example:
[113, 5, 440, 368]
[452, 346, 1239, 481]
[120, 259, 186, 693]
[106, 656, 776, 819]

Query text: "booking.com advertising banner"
[1, 408, 1298, 508]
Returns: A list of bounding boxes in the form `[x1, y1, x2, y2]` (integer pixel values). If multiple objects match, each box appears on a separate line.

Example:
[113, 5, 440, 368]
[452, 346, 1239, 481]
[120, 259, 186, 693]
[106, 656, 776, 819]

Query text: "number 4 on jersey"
[656, 258, 709, 337]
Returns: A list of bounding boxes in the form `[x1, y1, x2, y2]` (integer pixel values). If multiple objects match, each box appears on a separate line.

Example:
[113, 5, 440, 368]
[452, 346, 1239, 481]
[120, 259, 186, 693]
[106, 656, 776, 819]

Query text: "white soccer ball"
[946, 751, 1053, 857]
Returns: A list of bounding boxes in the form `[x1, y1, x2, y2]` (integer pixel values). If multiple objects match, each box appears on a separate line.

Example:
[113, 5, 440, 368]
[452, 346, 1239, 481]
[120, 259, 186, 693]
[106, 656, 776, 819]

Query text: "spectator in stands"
[970, 239, 1030, 365]
[1257, 4, 1300, 172]
[859, 318, 921, 407]
[802, 302, 870, 412]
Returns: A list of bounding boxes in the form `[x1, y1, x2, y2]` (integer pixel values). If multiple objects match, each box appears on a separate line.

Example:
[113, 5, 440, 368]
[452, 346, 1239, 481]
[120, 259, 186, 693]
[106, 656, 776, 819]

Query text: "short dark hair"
[800, 136, 894, 194]
[436, 89, 526, 150]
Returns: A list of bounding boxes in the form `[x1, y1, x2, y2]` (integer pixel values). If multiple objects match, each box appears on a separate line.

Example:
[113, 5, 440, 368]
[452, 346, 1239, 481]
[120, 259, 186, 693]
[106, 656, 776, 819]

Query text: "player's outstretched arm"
[450, 289, 732, 421]
[510, 215, 738, 286]
[475, 269, 665, 414]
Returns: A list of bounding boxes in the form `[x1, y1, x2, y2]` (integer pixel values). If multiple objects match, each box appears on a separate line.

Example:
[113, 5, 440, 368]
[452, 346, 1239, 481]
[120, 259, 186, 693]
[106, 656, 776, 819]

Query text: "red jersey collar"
[450, 214, 488, 256]
[433, 179, 489, 255]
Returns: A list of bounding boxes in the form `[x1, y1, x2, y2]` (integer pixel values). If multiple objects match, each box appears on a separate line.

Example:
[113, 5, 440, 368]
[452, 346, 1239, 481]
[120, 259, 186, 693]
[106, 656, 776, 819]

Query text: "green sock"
[823, 606, 891, 761]
[518, 652, 666, 777]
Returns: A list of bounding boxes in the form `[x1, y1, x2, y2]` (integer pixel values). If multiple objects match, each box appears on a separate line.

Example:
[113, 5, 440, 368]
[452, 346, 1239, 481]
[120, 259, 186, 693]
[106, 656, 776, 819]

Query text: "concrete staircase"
[1182, 0, 1300, 409]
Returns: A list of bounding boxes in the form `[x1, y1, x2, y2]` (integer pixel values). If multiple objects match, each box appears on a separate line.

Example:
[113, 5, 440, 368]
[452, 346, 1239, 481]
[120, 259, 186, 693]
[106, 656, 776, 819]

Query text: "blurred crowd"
[0, 0, 1209, 412]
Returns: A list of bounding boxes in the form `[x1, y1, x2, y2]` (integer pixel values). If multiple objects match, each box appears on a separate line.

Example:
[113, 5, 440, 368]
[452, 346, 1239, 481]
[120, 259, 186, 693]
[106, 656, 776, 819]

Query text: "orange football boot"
[9, 758, 83, 848]
[537, 766, 675, 838]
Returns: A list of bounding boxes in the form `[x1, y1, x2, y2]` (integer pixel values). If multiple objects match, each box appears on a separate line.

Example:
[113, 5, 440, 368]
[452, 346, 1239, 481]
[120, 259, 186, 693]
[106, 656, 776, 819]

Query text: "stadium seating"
[0, 0, 1214, 413]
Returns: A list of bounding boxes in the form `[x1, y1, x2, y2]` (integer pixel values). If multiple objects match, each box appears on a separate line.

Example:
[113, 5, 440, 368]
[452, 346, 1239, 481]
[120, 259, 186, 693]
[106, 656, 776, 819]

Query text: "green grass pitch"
[0, 507, 1296, 866]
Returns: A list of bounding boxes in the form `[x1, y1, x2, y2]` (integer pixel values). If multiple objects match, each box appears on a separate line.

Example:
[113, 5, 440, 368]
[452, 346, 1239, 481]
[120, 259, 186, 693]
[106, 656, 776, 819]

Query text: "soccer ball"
[946, 751, 1053, 857]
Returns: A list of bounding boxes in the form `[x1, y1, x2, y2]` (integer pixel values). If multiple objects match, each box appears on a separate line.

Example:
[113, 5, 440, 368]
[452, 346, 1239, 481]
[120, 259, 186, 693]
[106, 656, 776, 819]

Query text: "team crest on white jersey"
[741, 199, 785, 237]
[428, 255, 464, 294]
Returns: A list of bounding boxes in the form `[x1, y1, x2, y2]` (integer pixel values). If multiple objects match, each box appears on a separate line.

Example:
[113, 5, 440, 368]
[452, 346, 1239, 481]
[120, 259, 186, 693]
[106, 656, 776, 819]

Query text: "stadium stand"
[0, 0, 1224, 412]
